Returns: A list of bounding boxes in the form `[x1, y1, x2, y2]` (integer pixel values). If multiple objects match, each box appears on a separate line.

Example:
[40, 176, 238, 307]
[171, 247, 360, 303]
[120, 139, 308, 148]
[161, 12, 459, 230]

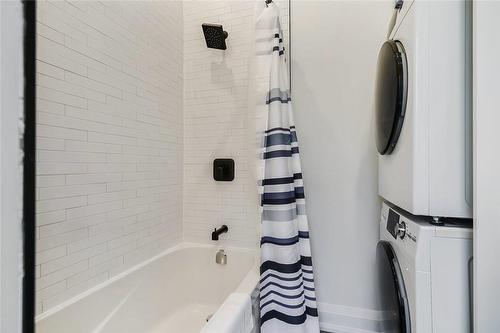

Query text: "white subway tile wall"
[35, 1, 183, 314]
[182, 0, 258, 248]
[182, 0, 289, 248]
[35, 0, 289, 316]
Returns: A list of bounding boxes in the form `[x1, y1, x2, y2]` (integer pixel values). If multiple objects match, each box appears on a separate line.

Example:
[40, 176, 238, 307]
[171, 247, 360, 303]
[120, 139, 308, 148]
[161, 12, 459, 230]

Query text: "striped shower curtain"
[257, 3, 320, 333]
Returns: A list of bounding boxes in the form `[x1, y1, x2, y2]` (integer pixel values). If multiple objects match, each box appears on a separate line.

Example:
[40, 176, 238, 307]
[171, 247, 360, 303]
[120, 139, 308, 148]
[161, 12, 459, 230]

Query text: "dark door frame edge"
[22, 1, 36, 332]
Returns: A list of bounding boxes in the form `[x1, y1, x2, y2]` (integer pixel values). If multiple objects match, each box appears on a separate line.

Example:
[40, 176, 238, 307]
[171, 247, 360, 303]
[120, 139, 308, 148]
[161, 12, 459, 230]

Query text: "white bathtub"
[36, 243, 259, 333]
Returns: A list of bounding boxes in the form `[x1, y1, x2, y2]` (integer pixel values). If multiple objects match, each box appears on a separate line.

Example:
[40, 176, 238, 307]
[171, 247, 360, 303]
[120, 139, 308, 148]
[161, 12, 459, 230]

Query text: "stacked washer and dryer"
[374, 1, 473, 332]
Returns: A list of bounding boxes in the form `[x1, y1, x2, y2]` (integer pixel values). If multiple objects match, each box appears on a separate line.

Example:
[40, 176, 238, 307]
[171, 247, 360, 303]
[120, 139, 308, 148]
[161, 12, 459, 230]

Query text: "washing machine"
[377, 202, 472, 333]
[374, 0, 473, 219]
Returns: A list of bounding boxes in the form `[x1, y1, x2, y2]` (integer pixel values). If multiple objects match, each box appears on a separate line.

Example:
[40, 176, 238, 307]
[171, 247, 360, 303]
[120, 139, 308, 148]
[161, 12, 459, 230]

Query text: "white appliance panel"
[378, 1, 472, 218]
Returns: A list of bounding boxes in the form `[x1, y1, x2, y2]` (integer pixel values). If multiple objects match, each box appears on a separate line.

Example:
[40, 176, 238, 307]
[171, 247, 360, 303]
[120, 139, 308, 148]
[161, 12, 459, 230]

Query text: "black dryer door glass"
[376, 241, 411, 333]
[375, 40, 408, 155]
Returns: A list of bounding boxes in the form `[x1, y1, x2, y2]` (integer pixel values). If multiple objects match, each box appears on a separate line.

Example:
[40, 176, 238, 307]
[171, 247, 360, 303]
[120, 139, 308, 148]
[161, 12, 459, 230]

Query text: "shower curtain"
[255, 2, 320, 332]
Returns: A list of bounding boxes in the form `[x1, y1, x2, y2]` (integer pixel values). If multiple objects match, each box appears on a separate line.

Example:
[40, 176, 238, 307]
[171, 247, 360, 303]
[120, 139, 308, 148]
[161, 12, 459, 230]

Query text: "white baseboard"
[318, 302, 390, 333]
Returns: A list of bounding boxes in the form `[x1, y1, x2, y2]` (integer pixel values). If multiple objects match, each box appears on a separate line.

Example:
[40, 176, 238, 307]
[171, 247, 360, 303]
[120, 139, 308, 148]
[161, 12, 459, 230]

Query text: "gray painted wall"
[291, 1, 392, 331]
[0, 1, 24, 332]
[473, 1, 500, 331]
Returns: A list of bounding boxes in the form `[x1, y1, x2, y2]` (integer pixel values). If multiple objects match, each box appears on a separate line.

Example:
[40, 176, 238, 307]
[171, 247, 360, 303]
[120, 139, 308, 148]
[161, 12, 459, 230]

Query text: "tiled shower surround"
[35, 0, 288, 315]
[35, 1, 183, 314]
[182, 1, 260, 248]
[183, 0, 289, 247]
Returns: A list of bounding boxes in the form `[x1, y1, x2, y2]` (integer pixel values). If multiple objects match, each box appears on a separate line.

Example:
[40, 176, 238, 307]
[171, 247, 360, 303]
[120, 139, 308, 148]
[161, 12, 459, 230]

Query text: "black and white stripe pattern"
[258, 4, 319, 333]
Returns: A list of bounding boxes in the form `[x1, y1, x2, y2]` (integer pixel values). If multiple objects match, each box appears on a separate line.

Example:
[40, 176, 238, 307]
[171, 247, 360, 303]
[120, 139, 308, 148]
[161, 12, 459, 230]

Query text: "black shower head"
[202, 23, 228, 50]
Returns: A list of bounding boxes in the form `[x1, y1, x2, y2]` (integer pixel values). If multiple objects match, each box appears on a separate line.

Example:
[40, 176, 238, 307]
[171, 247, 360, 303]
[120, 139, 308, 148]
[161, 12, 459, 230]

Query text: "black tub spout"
[211, 225, 228, 241]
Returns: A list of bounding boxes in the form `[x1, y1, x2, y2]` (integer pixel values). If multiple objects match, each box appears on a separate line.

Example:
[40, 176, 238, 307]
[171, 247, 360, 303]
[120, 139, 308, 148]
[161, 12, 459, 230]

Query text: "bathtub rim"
[35, 242, 259, 323]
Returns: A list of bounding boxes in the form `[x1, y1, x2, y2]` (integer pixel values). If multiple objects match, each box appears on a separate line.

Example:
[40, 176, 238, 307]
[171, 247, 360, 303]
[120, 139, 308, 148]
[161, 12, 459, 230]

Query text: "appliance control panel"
[387, 208, 401, 239]
[386, 208, 409, 240]
[385, 206, 417, 242]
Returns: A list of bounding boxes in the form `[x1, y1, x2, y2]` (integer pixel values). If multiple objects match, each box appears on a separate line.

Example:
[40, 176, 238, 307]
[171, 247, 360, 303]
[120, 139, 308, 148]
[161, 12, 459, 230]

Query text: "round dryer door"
[375, 40, 408, 155]
[376, 241, 411, 332]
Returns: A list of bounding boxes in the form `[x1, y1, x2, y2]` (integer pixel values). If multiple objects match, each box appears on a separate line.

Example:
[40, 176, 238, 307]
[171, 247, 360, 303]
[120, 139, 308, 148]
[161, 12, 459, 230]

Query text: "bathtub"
[36, 243, 260, 333]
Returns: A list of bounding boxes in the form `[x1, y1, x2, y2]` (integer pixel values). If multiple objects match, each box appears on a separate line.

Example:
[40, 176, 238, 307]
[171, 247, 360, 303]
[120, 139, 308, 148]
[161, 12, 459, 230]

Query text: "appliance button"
[396, 221, 407, 239]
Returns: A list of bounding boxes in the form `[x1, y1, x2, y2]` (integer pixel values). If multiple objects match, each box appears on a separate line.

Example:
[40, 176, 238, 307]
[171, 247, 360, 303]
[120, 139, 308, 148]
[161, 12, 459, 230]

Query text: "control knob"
[395, 221, 407, 239]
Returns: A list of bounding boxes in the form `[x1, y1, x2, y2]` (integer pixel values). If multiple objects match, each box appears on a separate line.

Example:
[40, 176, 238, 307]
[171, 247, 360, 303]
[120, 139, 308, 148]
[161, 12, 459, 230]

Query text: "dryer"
[374, 0, 472, 219]
[377, 202, 472, 332]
